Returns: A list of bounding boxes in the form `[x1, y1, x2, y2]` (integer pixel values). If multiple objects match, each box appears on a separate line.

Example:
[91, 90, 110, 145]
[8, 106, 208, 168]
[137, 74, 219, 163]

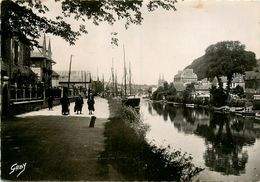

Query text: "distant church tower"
[47, 38, 52, 59]
[158, 73, 165, 87]
[42, 34, 47, 56]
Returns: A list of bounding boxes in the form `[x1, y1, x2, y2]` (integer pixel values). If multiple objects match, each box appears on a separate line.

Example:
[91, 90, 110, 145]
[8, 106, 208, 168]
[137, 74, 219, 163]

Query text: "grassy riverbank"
[99, 98, 204, 181]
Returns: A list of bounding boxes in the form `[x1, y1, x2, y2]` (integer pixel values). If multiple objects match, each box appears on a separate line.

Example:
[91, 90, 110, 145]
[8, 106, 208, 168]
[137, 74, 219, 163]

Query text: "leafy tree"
[183, 83, 195, 103]
[152, 86, 164, 100]
[163, 81, 168, 90]
[152, 82, 177, 101]
[168, 82, 176, 95]
[1, 0, 177, 48]
[205, 41, 257, 96]
[210, 85, 228, 107]
[92, 80, 104, 95]
[231, 85, 244, 98]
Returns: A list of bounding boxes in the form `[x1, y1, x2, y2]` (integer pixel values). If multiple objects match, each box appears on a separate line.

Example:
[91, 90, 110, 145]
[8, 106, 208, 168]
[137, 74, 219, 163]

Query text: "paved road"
[1, 97, 123, 181]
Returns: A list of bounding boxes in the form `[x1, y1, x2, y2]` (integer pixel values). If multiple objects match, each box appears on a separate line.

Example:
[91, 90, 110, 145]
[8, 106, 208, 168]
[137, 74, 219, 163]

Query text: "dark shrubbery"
[210, 86, 228, 107]
[100, 101, 204, 181]
[228, 98, 246, 107]
[166, 95, 183, 103]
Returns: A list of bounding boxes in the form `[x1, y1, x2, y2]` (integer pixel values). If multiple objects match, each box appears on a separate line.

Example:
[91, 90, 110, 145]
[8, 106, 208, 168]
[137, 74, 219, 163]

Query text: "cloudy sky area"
[43, 0, 260, 85]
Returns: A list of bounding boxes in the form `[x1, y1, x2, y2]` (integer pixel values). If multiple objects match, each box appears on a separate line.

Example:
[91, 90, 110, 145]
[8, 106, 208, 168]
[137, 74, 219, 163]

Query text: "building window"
[13, 40, 19, 65]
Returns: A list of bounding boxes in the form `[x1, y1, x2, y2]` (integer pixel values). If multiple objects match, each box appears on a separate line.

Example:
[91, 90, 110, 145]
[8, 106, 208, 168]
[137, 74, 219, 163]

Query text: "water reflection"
[146, 102, 260, 177]
[196, 113, 256, 175]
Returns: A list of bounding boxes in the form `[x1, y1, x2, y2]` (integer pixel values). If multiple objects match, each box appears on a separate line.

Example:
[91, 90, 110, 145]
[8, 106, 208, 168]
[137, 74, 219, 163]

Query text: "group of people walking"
[60, 93, 95, 115]
[48, 92, 95, 115]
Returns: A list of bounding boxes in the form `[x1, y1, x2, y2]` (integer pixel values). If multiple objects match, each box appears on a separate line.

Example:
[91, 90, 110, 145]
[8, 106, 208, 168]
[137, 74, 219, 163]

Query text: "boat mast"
[129, 62, 132, 95]
[115, 69, 118, 96]
[123, 44, 127, 97]
[111, 58, 115, 97]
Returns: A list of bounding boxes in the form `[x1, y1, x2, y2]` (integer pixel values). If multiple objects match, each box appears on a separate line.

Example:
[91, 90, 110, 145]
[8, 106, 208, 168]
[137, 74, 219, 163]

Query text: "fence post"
[15, 82, 17, 101]
[29, 84, 32, 100]
[22, 84, 25, 101]
[35, 85, 38, 99]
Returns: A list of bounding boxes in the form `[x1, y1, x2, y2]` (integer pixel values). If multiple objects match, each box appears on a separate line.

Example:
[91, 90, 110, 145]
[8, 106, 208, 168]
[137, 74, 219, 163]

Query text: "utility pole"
[84, 72, 87, 89]
[67, 54, 73, 95]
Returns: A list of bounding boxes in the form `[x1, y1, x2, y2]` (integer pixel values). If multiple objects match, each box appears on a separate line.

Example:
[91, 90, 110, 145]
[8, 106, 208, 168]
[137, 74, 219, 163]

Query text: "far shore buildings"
[173, 69, 248, 99]
[194, 78, 212, 98]
[211, 74, 245, 91]
[174, 69, 198, 84]
[57, 70, 91, 96]
[244, 60, 260, 94]
[173, 69, 198, 96]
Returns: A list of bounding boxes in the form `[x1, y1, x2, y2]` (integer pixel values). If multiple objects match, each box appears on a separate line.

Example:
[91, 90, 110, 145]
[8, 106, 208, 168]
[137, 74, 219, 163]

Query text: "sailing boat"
[122, 45, 140, 109]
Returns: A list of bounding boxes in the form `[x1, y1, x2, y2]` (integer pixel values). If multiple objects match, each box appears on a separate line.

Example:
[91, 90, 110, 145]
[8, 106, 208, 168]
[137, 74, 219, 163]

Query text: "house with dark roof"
[244, 69, 260, 94]
[31, 34, 56, 88]
[212, 74, 245, 90]
[52, 71, 60, 87]
[194, 78, 211, 98]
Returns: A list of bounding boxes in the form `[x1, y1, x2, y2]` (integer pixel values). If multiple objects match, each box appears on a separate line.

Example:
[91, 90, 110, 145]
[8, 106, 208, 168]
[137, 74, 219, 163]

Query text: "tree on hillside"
[183, 83, 195, 103]
[205, 41, 257, 96]
[168, 82, 176, 95]
[1, 0, 177, 48]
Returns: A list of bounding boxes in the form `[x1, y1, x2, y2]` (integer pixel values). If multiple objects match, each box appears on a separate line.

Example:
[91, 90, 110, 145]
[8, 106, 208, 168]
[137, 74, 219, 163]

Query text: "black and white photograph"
[1, 0, 260, 181]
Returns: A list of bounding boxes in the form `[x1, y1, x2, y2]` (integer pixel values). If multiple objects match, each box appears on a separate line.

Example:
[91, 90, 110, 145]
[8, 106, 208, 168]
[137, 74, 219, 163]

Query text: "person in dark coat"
[87, 93, 95, 115]
[48, 95, 54, 110]
[61, 95, 70, 115]
[75, 94, 84, 114]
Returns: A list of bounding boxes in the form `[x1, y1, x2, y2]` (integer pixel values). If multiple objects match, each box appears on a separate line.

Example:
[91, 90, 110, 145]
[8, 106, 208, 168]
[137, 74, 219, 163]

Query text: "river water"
[140, 101, 260, 181]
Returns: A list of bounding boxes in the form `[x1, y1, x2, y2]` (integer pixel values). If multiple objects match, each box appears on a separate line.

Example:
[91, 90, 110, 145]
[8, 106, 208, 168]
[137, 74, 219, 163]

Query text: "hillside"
[185, 55, 209, 80]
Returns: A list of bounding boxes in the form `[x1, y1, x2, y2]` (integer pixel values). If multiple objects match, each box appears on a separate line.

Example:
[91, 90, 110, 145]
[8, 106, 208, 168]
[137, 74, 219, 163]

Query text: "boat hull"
[123, 98, 140, 108]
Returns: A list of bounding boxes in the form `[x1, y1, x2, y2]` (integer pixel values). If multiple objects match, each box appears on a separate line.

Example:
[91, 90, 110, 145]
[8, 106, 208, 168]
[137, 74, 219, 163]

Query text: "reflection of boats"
[213, 106, 230, 113]
[235, 107, 244, 111]
[235, 111, 256, 117]
[185, 104, 195, 108]
[254, 112, 260, 120]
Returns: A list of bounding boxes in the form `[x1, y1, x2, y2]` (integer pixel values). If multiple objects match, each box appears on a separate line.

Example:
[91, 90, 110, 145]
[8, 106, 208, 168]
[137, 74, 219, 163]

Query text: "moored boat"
[255, 112, 260, 120]
[122, 95, 141, 110]
[185, 103, 195, 108]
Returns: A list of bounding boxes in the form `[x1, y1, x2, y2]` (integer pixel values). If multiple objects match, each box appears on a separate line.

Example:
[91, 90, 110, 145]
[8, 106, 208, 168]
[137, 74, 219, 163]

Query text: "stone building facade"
[174, 69, 198, 84]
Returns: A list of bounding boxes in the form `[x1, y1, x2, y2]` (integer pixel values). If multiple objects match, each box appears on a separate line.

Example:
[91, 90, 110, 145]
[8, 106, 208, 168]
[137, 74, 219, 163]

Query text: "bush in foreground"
[100, 101, 204, 181]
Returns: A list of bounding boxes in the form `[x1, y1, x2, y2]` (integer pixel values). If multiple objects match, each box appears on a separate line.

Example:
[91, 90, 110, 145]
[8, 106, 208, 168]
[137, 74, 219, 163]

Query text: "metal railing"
[10, 83, 43, 102]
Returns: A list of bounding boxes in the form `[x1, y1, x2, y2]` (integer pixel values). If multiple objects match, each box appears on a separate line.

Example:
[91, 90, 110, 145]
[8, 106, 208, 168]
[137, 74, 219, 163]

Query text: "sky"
[42, 0, 260, 85]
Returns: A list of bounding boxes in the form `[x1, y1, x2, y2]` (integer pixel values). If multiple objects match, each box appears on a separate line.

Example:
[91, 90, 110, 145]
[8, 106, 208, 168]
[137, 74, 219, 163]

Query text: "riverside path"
[1, 97, 123, 181]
